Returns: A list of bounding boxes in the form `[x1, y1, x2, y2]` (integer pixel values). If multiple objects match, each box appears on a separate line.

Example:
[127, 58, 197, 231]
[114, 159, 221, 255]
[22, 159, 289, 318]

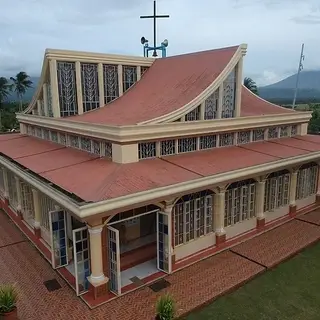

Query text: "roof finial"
[140, 0, 169, 58]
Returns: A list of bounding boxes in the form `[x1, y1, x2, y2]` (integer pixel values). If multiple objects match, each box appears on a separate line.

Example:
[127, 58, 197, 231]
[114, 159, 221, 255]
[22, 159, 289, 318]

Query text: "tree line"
[0, 72, 33, 131]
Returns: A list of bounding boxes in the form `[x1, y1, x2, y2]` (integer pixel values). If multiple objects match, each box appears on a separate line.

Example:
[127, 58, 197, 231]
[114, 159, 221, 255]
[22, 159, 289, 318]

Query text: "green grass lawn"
[185, 242, 320, 320]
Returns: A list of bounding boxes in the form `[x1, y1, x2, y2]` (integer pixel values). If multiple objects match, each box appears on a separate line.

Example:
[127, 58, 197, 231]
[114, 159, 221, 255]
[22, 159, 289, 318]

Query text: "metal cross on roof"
[140, 0, 169, 57]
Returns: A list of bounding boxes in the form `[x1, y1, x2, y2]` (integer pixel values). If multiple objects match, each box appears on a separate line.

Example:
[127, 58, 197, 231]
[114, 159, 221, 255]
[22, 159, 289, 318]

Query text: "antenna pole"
[153, 0, 157, 57]
[292, 43, 305, 109]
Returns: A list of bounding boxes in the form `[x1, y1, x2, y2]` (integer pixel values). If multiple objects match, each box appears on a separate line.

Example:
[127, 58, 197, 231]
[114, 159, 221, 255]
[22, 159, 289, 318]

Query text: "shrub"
[156, 294, 175, 320]
[0, 284, 17, 314]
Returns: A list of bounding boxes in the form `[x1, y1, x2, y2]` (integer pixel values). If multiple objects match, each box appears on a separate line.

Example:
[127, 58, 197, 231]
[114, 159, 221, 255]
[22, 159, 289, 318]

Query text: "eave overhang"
[1, 147, 319, 221]
[17, 111, 312, 143]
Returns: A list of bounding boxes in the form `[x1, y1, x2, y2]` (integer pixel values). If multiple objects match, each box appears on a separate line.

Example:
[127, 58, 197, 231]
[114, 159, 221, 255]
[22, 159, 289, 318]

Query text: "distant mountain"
[6, 76, 40, 103]
[259, 71, 320, 103]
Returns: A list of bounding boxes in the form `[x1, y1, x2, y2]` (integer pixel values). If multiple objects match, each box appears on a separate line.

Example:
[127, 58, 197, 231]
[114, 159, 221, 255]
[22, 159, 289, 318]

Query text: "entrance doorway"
[48, 210, 90, 296]
[107, 207, 171, 295]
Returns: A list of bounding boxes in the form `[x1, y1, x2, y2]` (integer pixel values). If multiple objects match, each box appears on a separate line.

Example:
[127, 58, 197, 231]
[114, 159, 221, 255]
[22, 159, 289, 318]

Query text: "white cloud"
[0, 0, 320, 86]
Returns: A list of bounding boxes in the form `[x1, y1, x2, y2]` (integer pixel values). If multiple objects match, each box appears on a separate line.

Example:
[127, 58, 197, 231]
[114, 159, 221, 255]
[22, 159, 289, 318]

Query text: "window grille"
[173, 190, 213, 246]
[224, 179, 256, 227]
[280, 126, 289, 137]
[178, 137, 197, 153]
[103, 64, 119, 104]
[219, 133, 234, 147]
[39, 191, 57, 231]
[199, 135, 217, 150]
[20, 180, 35, 224]
[204, 90, 219, 120]
[35, 127, 42, 138]
[253, 128, 264, 141]
[185, 106, 200, 121]
[59, 133, 67, 146]
[57, 61, 78, 117]
[264, 170, 290, 212]
[123, 66, 137, 92]
[291, 125, 297, 136]
[50, 131, 58, 143]
[104, 142, 113, 159]
[222, 69, 236, 118]
[43, 129, 50, 140]
[237, 131, 250, 145]
[160, 140, 176, 156]
[268, 127, 278, 139]
[138, 142, 156, 159]
[81, 63, 100, 112]
[92, 140, 101, 155]
[296, 163, 318, 200]
[80, 137, 92, 152]
[70, 135, 80, 149]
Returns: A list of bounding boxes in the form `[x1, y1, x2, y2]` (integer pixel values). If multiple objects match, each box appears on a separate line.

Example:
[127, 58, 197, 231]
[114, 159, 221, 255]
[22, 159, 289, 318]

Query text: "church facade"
[1, 43, 320, 302]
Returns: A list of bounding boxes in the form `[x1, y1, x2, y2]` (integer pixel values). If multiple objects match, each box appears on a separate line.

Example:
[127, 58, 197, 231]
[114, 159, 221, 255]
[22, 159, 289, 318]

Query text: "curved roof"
[241, 85, 295, 116]
[67, 45, 240, 125]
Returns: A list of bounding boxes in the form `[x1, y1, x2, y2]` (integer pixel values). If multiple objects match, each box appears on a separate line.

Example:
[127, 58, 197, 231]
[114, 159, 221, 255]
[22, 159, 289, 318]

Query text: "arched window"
[173, 190, 214, 246]
[264, 170, 290, 212]
[225, 179, 256, 227]
[296, 163, 318, 200]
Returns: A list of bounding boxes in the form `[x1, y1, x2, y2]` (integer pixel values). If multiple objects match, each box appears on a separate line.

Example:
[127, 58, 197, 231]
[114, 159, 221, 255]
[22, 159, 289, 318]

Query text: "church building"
[1, 40, 320, 304]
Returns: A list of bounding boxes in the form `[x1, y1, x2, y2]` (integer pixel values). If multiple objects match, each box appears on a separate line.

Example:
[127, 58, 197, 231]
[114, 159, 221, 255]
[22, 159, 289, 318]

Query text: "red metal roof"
[240, 86, 295, 116]
[1, 134, 320, 202]
[67, 46, 239, 125]
[62, 46, 296, 126]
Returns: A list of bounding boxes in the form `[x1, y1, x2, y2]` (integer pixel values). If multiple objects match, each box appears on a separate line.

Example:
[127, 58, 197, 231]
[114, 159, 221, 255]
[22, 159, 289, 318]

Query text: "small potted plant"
[0, 284, 18, 319]
[155, 294, 175, 320]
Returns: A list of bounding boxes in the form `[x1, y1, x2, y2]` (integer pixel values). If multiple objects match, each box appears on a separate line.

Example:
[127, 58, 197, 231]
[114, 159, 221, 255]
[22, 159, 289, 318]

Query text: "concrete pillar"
[75, 61, 84, 115]
[289, 169, 298, 216]
[14, 176, 22, 218]
[217, 84, 223, 119]
[235, 58, 243, 118]
[49, 59, 60, 118]
[199, 101, 205, 120]
[136, 66, 141, 81]
[118, 65, 123, 96]
[32, 188, 41, 237]
[87, 223, 108, 298]
[37, 100, 42, 116]
[214, 189, 226, 245]
[255, 180, 266, 228]
[163, 203, 174, 272]
[42, 84, 49, 117]
[98, 63, 104, 107]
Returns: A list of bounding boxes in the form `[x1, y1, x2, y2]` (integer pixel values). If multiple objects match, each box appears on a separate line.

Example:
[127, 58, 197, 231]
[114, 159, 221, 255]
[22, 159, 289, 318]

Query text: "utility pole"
[292, 43, 305, 109]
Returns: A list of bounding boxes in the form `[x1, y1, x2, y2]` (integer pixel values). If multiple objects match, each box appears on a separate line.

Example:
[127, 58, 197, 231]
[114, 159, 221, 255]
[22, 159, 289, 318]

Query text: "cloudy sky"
[1, 0, 320, 86]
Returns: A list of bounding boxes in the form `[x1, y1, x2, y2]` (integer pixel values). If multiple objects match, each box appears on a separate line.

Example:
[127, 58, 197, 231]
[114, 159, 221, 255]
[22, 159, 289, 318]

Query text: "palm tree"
[0, 77, 12, 107]
[244, 77, 258, 95]
[10, 72, 33, 112]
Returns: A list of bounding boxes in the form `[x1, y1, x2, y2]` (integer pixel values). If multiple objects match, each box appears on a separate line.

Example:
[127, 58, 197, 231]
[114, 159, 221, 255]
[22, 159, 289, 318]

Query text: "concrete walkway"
[1, 209, 320, 320]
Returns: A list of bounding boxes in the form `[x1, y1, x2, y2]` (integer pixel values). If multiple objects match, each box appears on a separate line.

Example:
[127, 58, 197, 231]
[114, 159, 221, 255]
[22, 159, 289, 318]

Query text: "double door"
[107, 210, 172, 295]
[49, 210, 90, 296]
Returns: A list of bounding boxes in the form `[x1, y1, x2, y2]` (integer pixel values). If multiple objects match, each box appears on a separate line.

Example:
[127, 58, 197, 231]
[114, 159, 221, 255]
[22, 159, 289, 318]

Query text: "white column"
[75, 61, 84, 115]
[118, 65, 124, 96]
[214, 190, 226, 235]
[14, 176, 22, 212]
[234, 58, 243, 118]
[255, 180, 266, 220]
[136, 66, 141, 81]
[163, 203, 173, 273]
[2, 168, 9, 199]
[87, 225, 108, 285]
[200, 102, 205, 120]
[217, 84, 223, 119]
[32, 189, 41, 229]
[289, 170, 298, 206]
[98, 63, 105, 107]
[49, 59, 60, 118]
[42, 84, 49, 117]
[37, 100, 42, 116]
